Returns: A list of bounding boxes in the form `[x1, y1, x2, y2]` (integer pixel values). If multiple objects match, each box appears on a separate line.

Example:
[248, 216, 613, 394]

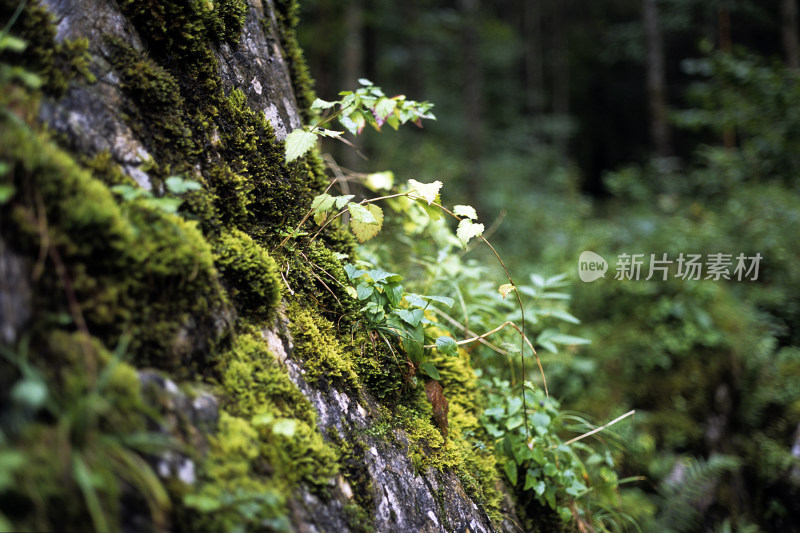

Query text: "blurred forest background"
[296, 0, 800, 531]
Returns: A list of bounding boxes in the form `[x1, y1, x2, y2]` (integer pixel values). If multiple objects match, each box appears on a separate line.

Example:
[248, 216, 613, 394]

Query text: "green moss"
[287, 303, 361, 391]
[0, 114, 230, 375]
[176, 411, 290, 532]
[106, 38, 198, 169]
[217, 330, 314, 424]
[215, 330, 339, 486]
[0, 0, 93, 96]
[213, 228, 282, 322]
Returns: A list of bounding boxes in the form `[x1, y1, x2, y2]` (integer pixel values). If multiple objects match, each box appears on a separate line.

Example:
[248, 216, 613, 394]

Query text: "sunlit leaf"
[407, 179, 442, 205]
[310, 98, 337, 110]
[350, 204, 383, 242]
[498, 283, 516, 299]
[456, 219, 484, 248]
[453, 204, 478, 220]
[285, 129, 318, 162]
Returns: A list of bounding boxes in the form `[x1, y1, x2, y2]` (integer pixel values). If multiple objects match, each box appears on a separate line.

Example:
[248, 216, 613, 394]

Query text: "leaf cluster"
[285, 79, 435, 162]
[343, 263, 457, 382]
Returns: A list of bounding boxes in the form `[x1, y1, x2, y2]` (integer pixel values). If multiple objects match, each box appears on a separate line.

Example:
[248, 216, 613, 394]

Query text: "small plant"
[284, 78, 435, 163]
[482, 378, 639, 530]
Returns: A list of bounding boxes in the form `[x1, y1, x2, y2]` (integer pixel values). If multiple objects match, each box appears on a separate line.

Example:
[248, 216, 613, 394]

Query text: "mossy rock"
[213, 228, 282, 322]
[0, 114, 231, 375]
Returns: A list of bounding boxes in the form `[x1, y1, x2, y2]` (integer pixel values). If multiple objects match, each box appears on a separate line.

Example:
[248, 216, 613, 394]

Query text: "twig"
[559, 410, 636, 448]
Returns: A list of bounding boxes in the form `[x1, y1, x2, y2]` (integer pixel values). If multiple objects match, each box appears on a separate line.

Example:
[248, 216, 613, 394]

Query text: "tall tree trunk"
[782, 0, 800, 68]
[520, 0, 544, 117]
[459, 0, 484, 205]
[717, 5, 735, 149]
[551, 0, 569, 157]
[643, 0, 672, 158]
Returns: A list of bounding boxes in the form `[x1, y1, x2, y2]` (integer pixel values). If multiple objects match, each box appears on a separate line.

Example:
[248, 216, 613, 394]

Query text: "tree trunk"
[459, 0, 484, 205]
[782, 0, 800, 68]
[643, 0, 673, 158]
[551, 0, 570, 156]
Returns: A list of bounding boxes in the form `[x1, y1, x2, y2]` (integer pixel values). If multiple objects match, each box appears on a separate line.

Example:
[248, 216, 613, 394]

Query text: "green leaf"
[418, 361, 440, 380]
[453, 204, 478, 220]
[285, 129, 318, 162]
[435, 336, 458, 357]
[544, 309, 581, 324]
[350, 204, 383, 242]
[367, 269, 403, 284]
[407, 179, 442, 205]
[143, 197, 183, 214]
[184, 493, 222, 512]
[384, 282, 404, 307]
[507, 396, 523, 416]
[348, 202, 377, 224]
[405, 293, 454, 309]
[532, 411, 551, 429]
[505, 415, 524, 430]
[0, 34, 27, 53]
[358, 78, 373, 86]
[310, 98, 337, 110]
[456, 219, 484, 249]
[344, 263, 366, 280]
[356, 283, 373, 301]
[165, 176, 202, 194]
[111, 184, 149, 201]
[334, 194, 355, 209]
[423, 294, 455, 308]
[0, 185, 15, 204]
[543, 462, 558, 477]
[523, 469, 540, 491]
[393, 308, 424, 327]
[539, 330, 591, 346]
[374, 98, 397, 120]
[504, 461, 518, 486]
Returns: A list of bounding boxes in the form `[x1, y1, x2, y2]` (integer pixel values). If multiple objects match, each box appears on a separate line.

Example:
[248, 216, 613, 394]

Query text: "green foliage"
[481, 378, 632, 530]
[676, 48, 800, 187]
[343, 263, 457, 381]
[0, 332, 171, 532]
[285, 79, 435, 162]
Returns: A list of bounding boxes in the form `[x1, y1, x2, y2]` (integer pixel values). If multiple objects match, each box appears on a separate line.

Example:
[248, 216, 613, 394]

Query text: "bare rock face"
[1, 0, 514, 531]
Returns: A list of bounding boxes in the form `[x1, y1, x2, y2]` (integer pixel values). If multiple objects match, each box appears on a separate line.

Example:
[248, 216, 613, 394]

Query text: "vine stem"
[557, 410, 636, 448]
[427, 199, 535, 441]
[422, 319, 548, 399]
